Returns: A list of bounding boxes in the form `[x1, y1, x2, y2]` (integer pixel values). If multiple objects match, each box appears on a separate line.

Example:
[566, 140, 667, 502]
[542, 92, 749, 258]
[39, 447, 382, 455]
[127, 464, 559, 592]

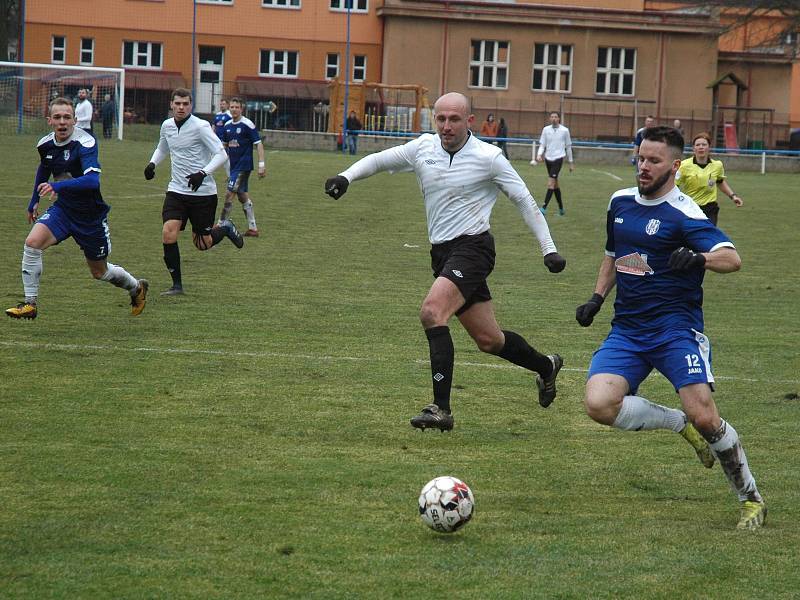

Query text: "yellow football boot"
[5, 302, 37, 320]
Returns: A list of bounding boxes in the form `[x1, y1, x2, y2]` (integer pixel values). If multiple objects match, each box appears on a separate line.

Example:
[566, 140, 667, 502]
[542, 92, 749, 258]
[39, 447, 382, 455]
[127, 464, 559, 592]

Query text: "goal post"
[0, 61, 125, 140]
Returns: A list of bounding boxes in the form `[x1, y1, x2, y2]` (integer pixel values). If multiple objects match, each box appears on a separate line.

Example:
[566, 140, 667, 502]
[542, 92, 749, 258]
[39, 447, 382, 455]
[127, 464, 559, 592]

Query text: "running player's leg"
[234, 172, 257, 235]
[415, 276, 463, 429]
[162, 192, 188, 294]
[218, 189, 235, 224]
[680, 383, 765, 528]
[76, 214, 148, 314]
[6, 222, 58, 319]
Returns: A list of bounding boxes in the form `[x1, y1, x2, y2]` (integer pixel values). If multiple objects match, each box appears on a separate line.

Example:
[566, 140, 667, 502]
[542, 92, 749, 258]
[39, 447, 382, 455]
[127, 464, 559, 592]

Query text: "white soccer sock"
[100, 262, 138, 293]
[708, 419, 761, 502]
[242, 199, 257, 230]
[22, 244, 43, 302]
[612, 395, 686, 432]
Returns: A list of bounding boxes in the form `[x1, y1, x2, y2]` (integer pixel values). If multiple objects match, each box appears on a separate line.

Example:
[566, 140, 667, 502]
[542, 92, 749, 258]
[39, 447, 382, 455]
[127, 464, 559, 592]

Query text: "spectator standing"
[497, 117, 509, 159]
[75, 88, 93, 136]
[101, 94, 116, 140]
[345, 110, 362, 155]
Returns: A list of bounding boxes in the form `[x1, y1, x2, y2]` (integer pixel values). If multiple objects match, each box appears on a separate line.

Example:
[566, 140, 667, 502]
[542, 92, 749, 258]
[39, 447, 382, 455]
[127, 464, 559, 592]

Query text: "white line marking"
[1, 340, 796, 384]
[590, 168, 623, 181]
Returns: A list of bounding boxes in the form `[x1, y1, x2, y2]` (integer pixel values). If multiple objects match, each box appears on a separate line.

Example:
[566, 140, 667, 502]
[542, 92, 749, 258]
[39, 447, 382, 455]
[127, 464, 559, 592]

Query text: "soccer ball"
[418, 476, 475, 533]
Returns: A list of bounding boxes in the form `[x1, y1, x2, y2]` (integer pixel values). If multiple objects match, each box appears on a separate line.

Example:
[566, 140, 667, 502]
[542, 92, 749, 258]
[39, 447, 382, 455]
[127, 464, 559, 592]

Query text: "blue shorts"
[227, 170, 251, 193]
[588, 327, 715, 393]
[37, 203, 111, 261]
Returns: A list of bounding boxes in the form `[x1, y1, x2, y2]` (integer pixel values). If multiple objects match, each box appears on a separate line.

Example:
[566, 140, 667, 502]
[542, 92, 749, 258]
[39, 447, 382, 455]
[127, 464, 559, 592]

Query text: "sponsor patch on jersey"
[614, 252, 654, 276]
[645, 219, 660, 235]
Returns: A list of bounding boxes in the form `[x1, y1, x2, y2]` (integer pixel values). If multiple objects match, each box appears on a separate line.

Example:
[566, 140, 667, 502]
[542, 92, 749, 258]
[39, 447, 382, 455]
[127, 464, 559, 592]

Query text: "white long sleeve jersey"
[149, 114, 228, 196]
[340, 132, 557, 255]
[75, 100, 93, 129]
[537, 124, 573, 163]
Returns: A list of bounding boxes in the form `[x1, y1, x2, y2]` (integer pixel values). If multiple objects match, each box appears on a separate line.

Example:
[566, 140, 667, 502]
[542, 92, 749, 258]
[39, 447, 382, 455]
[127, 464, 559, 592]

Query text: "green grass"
[1, 134, 798, 599]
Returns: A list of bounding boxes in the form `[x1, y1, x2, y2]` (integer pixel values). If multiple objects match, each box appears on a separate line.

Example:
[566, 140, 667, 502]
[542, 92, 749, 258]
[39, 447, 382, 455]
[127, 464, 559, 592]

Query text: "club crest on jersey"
[645, 219, 660, 235]
[615, 252, 654, 276]
[236, 127, 241, 134]
[63, 149, 70, 161]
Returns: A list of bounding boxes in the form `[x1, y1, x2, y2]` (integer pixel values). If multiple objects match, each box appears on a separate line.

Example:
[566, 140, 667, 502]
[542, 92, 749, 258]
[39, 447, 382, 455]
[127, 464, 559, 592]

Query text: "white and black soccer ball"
[418, 476, 475, 533]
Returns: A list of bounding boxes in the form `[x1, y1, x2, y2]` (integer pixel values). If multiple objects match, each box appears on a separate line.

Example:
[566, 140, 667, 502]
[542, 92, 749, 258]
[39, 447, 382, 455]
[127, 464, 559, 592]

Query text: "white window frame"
[326, 53, 339, 80]
[51, 36, 66, 65]
[80, 38, 94, 66]
[596, 47, 636, 96]
[262, 0, 301, 8]
[330, 0, 367, 13]
[259, 49, 299, 78]
[532, 43, 572, 93]
[197, 0, 233, 4]
[469, 40, 509, 90]
[352, 55, 366, 82]
[122, 41, 163, 69]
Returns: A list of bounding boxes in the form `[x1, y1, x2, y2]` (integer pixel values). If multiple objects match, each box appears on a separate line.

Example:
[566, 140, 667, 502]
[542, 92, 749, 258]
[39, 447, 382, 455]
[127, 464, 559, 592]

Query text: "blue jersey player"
[217, 97, 265, 237]
[213, 98, 232, 140]
[6, 97, 148, 320]
[576, 126, 765, 530]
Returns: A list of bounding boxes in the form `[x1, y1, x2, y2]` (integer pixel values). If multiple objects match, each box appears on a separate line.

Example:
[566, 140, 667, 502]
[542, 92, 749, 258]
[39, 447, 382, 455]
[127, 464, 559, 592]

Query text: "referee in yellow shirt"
[675, 132, 743, 225]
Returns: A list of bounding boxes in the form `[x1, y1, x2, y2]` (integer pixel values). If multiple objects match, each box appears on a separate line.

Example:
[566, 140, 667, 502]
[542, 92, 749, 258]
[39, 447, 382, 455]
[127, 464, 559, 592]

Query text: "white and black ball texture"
[418, 476, 475, 533]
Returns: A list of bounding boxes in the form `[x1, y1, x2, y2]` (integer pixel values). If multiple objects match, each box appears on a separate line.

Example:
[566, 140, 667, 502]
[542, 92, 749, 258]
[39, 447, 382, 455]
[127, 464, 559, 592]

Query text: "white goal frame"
[0, 61, 125, 140]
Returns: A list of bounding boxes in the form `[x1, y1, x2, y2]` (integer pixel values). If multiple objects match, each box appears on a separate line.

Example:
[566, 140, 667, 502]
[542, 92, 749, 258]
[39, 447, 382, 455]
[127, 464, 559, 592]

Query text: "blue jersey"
[222, 117, 261, 172]
[605, 186, 734, 334]
[34, 128, 108, 216]
[213, 110, 232, 139]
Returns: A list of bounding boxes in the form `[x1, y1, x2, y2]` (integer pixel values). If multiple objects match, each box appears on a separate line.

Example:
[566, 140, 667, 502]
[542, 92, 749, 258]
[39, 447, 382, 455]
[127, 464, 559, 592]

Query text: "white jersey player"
[324, 92, 566, 431]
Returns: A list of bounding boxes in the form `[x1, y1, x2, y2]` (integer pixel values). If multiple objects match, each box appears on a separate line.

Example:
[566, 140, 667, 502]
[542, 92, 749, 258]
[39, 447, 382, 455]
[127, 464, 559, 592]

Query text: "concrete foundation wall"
[263, 129, 800, 173]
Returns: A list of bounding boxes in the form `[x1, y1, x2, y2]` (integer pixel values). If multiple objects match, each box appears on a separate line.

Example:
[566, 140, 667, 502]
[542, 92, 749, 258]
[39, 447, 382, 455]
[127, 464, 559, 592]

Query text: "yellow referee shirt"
[675, 157, 726, 207]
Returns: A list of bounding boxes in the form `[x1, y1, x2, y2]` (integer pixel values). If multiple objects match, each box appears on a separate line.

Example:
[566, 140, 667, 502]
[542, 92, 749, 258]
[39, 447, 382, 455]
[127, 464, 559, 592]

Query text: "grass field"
[1, 133, 798, 599]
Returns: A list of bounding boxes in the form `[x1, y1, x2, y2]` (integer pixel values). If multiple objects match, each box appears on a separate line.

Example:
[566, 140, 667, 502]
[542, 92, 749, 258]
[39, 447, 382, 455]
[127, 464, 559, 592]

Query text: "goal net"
[0, 61, 125, 139]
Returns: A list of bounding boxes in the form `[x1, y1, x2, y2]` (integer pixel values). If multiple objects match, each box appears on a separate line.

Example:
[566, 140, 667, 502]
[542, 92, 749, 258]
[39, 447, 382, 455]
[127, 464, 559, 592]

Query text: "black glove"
[144, 162, 156, 180]
[543, 252, 566, 273]
[576, 293, 605, 327]
[669, 247, 706, 270]
[186, 170, 207, 192]
[324, 176, 349, 200]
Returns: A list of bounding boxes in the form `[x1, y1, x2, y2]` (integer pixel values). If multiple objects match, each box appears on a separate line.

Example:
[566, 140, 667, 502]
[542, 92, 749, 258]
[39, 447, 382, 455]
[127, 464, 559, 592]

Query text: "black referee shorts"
[162, 191, 218, 235]
[544, 157, 564, 179]
[430, 231, 496, 315]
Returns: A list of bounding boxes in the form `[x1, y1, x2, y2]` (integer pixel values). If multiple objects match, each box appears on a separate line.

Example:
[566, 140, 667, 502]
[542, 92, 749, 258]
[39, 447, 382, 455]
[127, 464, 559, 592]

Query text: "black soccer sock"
[163, 242, 182, 287]
[210, 227, 226, 247]
[425, 325, 454, 413]
[543, 189, 553, 208]
[554, 188, 563, 210]
[496, 330, 552, 376]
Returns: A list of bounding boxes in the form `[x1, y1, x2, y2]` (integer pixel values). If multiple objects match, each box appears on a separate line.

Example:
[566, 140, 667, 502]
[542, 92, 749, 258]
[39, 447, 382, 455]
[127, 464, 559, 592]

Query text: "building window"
[51, 36, 66, 64]
[469, 40, 509, 89]
[263, 0, 300, 7]
[260, 49, 299, 77]
[197, 0, 233, 4]
[80, 38, 94, 66]
[330, 0, 367, 12]
[596, 47, 636, 96]
[532, 43, 571, 92]
[122, 41, 163, 69]
[353, 55, 366, 82]
[326, 53, 339, 79]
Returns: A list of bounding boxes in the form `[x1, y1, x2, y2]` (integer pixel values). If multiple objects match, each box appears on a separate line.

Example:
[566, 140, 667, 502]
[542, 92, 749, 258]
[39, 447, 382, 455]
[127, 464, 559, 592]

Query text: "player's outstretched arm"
[576, 255, 616, 327]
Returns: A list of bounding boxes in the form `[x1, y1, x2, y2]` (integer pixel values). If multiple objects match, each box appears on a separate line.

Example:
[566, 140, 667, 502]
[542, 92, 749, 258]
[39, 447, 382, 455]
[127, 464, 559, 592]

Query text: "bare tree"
[668, 1, 800, 56]
[0, 0, 19, 62]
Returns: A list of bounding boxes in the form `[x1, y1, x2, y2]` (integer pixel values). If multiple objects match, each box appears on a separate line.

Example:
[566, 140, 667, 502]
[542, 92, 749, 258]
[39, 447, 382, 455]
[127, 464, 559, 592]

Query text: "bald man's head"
[434, 92, 470, 117]
[434, 92, 474, 152]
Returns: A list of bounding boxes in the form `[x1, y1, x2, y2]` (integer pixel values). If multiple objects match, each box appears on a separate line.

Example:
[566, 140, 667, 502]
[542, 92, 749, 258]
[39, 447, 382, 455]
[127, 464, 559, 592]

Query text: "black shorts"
[430, 231, 496, 315]
[162, 191, 218, 235]
[700, 201, 720, 226]
[544, 158, 564, 179]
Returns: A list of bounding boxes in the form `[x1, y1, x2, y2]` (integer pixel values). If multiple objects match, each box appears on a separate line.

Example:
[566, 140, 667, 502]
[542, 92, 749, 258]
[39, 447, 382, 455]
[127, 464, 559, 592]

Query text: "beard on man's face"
[638, 169, 673, 197]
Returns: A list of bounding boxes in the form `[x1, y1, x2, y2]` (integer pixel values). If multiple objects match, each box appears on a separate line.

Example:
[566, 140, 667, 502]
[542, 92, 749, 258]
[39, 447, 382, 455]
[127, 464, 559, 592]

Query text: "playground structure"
[327, 80, 431, 134]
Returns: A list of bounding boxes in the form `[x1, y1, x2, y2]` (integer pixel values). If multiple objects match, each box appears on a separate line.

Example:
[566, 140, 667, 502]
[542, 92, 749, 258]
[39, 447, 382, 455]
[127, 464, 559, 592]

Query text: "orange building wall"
[23, 0, 383, 84]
